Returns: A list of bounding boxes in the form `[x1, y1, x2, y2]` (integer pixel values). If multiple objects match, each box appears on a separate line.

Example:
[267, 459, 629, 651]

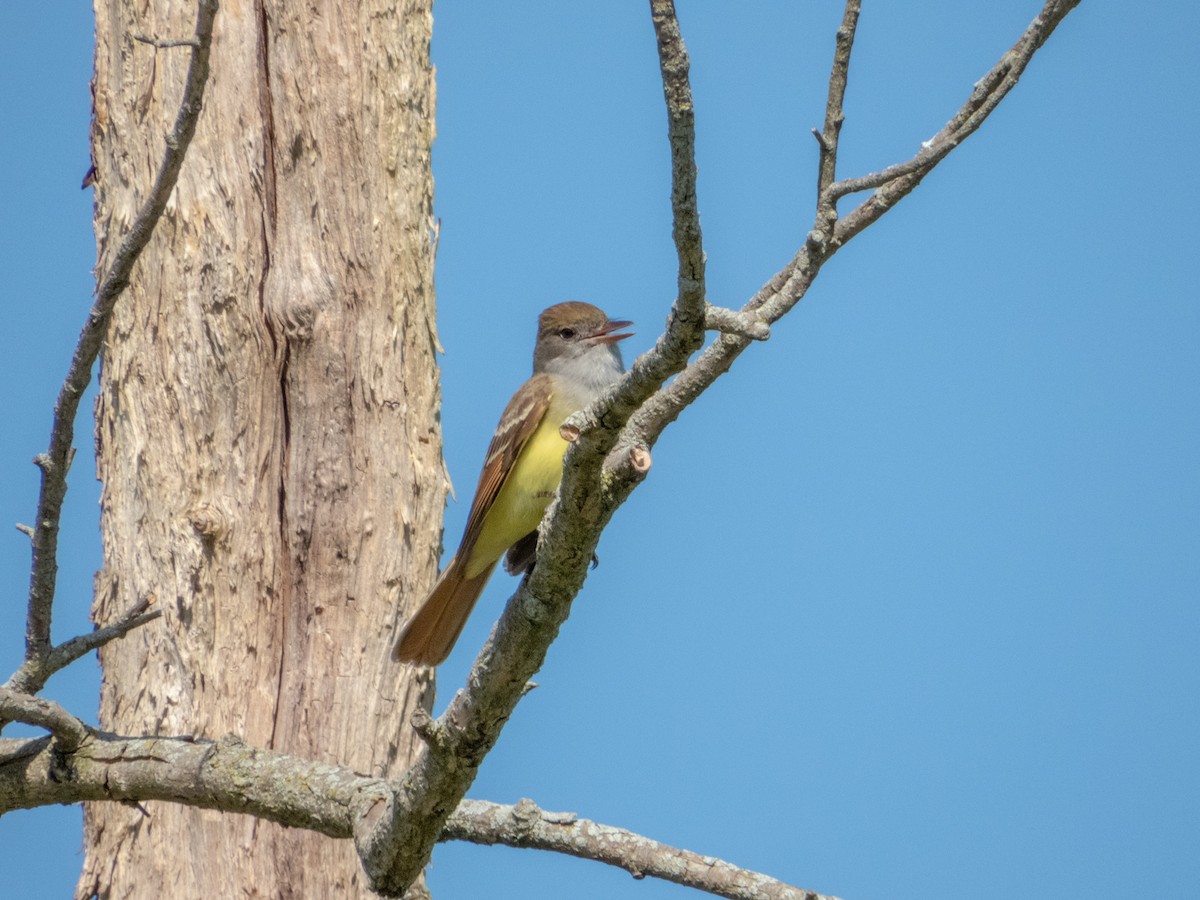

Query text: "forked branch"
[5, 596, 162, 697]
[621, 0, 1081, 455]
[829, 0, 1082, 245]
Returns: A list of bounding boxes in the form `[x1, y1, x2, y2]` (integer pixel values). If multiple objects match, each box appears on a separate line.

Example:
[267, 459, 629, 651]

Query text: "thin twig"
[4, 596, 163, 699]
[814, 0, 862, 232]
[827, 152, 934, 201]
[445, 798, 842, 900]
[830, 0, 1081, 246]
[651, 0, 705, 316]
[21, 0, 217, 670]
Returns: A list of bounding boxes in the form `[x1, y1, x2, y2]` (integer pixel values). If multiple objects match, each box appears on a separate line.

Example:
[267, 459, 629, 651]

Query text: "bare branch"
[830, 0, 1082, 246]
[22, 0, 217, 671]
[628, 254, 816, 446]
[445, 798, 842, 900]
[622, 0, 1083, 454]
[651, 0, 705, 315]
[0, 689, 91, 752]
[0, 728, 388, 836]
[45, 599, 162, 675]
[0, 724, 840, 900]
[4, 596, 162, 699]
[814, 0, 862, 230]
[4, 709, 844, 900]
[705, 304, 771, 342]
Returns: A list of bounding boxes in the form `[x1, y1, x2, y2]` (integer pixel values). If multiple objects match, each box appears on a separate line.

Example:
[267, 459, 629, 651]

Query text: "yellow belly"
[462, 403, 574, 578]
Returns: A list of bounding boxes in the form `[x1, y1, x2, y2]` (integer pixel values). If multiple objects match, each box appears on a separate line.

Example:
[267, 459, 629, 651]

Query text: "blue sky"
[2, 2, 1198, 899]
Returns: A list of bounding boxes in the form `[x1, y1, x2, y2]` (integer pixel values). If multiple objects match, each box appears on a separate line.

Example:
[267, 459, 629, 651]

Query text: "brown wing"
[456, 373, 554, 554]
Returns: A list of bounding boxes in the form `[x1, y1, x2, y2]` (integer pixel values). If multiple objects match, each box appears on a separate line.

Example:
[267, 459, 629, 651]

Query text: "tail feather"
[393, 558, 497, 666]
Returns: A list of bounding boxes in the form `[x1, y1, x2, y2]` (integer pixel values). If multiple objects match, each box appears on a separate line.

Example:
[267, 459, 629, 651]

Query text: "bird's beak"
[591, 319, 634, 345]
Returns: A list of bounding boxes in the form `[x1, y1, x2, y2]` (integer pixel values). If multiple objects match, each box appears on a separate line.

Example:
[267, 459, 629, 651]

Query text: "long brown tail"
[393, 557, 496, 666]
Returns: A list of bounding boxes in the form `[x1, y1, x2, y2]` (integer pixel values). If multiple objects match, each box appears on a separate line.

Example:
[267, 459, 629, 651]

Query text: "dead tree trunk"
[80, 1, 440, 896]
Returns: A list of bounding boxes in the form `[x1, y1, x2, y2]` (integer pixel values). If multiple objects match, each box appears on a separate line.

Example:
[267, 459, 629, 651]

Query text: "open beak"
[591, 318, 634, 345]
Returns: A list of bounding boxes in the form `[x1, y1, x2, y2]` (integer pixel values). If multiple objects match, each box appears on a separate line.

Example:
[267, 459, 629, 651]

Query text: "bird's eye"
[558, 327, 577, 340]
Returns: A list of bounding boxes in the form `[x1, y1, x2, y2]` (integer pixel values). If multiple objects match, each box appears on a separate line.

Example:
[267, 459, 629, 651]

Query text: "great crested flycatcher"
[393, 301, 633, 666]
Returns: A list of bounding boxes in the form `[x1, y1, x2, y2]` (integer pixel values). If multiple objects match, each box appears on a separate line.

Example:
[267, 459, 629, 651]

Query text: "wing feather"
[457, 373, 553, 554]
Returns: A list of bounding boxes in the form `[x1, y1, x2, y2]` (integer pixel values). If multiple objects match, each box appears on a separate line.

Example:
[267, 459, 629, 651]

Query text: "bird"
[393, 301, 633, 666]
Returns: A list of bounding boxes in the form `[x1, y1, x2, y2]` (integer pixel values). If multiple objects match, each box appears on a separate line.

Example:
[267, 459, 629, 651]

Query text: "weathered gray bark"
[80, 0, 440, 896]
